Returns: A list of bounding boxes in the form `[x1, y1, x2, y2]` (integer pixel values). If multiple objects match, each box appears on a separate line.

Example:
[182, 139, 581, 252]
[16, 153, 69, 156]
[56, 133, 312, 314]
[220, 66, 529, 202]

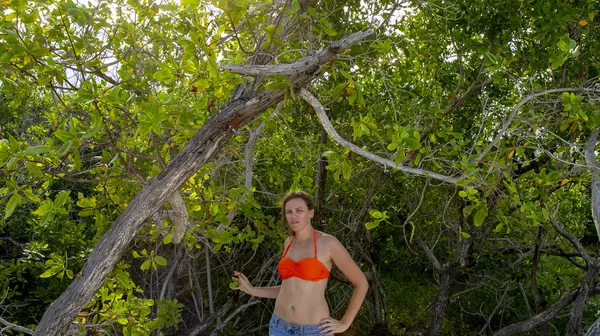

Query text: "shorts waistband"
[270, 313, 322, 333]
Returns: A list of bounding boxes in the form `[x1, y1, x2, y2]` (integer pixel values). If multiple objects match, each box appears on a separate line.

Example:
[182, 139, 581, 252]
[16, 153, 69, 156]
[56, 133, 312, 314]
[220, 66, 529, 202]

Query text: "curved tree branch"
[546, 205, 593, 266]
[298, 88, 462, 185]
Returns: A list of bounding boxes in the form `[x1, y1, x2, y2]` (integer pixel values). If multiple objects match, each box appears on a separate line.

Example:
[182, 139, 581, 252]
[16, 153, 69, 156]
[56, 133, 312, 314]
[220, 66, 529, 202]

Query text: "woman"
[232, 190, 368, 335]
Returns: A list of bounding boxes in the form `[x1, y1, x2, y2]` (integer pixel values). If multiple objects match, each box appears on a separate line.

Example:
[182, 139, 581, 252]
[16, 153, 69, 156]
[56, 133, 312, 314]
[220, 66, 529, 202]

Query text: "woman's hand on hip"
[232, 271, 255, 296]
[318, 317, 349, 335]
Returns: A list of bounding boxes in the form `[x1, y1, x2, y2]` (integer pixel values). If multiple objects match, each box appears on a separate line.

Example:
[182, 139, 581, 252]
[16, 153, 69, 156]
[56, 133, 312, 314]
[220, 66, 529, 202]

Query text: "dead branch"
[221, 30, 373, 76]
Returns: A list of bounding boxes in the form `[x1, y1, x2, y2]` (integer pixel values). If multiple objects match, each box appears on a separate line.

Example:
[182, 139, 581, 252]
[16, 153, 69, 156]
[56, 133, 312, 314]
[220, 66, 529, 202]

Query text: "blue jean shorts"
[268, 313, 323, 336]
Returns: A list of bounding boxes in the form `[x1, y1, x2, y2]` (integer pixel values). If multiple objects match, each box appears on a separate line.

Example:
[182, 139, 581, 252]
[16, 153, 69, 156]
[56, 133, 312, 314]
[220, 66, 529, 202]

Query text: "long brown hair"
[280, 190, 315, 235]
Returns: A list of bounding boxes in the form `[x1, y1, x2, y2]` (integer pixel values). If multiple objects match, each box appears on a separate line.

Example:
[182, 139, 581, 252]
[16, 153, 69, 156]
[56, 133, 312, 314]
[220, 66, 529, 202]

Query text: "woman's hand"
[318, 317, 349, 335]
[231, 271, 255, 296]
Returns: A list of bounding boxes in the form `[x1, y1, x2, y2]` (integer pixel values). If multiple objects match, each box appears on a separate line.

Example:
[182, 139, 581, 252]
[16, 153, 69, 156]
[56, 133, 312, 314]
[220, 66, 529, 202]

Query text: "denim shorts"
[268, 313, 323, 336]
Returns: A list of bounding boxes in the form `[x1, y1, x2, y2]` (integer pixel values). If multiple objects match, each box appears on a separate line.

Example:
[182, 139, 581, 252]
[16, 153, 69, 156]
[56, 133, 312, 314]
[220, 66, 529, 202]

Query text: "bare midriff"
[274, 276, 330, 324]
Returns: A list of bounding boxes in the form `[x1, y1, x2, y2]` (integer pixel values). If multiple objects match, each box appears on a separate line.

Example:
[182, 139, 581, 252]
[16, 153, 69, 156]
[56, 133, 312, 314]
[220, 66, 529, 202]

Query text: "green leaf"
[331, 82, 347, 98]
[460, 231, 471, 239]
[54, 130, 73, 142]
[57, 141, 73, 156]
[33, 199, 53, 216]
[154, 256, 167, 266]
[182, 0, 200, 6]
[153, 68, 175, 83]
[5, 192, 22, 218]
[474, 206, 488, 227]
[369, 209, 383, 219]
[82, 110, 102, 139]
[22, 188, 41, 202]
[78, 209, 94, 217]
[25, 161, 43, 177]
[141, 259, 152, 271]
[24, 145, 49, 155]
[8, 135, 19, 151]
[39, 267, 61, 278]
[404, 138, 420, 149]
[54, 191, 71, 207]
[342, 161, 351, 179]
[365, 221, 380, 230]
[348, 90, 357, 105]
[301, 176, 313, 186]
[323, 26, 337, 36]
[163, 234, 173, 245]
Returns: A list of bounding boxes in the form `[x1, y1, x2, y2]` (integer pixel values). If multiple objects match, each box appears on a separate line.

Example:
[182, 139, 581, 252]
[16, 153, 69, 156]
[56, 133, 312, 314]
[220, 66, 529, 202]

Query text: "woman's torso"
[274, 231, 333, 324]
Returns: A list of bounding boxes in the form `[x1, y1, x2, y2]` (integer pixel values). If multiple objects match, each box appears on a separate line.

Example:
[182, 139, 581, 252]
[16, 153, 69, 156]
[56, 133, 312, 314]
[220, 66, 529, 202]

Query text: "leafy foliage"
[2, 0, 600, 334]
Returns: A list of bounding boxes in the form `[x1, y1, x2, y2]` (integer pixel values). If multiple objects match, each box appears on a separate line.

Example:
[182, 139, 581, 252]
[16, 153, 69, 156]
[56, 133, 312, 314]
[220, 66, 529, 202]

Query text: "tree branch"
[476, 88, 600, 162]
[221, 30, 373, 76]
[493, 286, 583, 336]
[298, 88, 462, 185]
[546, 205, 594, 266]
[415, 238, 443, 272]
[0, 316, 34, 335]
[0, 237, 25, 249]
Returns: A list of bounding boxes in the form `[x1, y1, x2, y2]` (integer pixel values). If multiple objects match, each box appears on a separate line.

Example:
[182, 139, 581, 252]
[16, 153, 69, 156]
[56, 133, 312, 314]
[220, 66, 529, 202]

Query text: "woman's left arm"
[319, 236, 369, 335]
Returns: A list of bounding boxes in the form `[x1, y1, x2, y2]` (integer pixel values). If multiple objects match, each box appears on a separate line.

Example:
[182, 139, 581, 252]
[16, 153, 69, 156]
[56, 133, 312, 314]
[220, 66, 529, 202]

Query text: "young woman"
[232, 190, 368, 335]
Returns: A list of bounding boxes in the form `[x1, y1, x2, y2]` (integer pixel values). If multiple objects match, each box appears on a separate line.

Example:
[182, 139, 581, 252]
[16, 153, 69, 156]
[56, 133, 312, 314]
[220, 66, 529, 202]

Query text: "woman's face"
[285, 198, 314, 232]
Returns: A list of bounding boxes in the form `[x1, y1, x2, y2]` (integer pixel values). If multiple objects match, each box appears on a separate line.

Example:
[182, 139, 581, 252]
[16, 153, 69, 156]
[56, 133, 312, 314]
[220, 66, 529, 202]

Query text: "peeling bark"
[168, 192, 188, 244]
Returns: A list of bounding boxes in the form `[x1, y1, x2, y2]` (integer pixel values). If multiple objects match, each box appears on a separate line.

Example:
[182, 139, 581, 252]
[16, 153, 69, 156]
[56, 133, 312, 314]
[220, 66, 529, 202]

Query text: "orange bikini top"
[277, 231, 330, 282]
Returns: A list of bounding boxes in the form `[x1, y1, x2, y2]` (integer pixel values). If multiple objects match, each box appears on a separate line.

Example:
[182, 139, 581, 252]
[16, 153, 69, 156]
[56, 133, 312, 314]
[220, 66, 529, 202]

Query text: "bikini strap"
[282, 236, 294, 258]
[313, 230, 318, 258]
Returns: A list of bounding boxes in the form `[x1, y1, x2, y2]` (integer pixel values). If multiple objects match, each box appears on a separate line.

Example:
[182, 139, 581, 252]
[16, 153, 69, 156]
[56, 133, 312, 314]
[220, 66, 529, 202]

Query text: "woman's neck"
[294, 225, 314, 242]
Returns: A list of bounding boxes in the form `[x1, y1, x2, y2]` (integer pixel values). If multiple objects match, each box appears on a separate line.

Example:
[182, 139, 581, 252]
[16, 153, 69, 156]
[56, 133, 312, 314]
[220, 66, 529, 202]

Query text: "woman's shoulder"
[317, 231, 342, 246]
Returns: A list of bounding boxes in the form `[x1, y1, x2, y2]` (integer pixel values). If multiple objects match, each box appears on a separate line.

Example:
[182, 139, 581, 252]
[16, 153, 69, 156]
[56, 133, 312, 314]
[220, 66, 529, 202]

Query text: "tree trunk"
[565, 264, 598, 335]
[530, 224, 550, 335]
[424, 268, 454, 336]
[33, 29, 372, 335]
[423, 228, 472, 336]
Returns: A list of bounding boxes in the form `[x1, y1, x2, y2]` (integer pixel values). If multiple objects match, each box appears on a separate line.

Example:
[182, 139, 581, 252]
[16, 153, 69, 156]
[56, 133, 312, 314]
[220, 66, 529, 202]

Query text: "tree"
[3, 0, 600, 335]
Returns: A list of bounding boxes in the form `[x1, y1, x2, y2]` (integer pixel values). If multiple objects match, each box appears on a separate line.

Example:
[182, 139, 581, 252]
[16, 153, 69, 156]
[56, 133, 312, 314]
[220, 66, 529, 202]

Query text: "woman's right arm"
[232, 237, 289, 299]
[232, 271, 281, 299]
